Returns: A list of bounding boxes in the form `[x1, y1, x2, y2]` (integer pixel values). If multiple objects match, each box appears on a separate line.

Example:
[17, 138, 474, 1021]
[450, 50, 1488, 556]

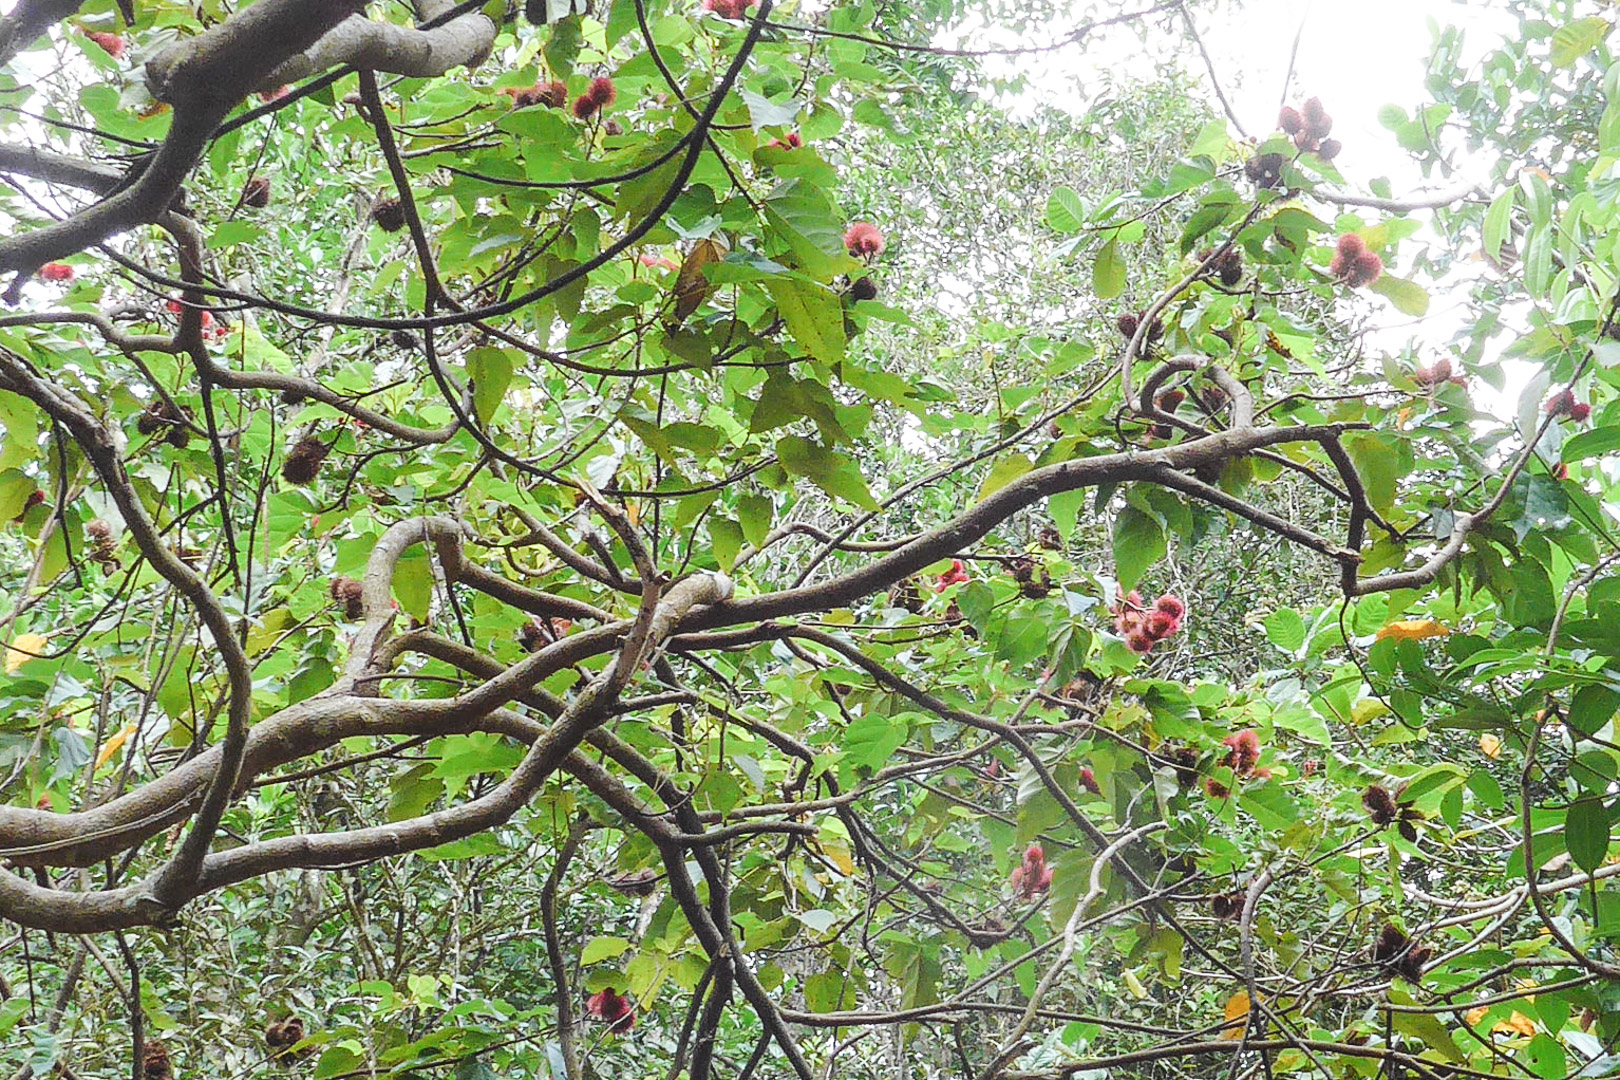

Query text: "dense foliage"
[2, 0, 1620, 1078]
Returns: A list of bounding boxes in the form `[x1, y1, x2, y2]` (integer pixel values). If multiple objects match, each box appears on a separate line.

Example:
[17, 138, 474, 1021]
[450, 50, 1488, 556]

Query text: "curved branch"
[257, 0, 494, 89]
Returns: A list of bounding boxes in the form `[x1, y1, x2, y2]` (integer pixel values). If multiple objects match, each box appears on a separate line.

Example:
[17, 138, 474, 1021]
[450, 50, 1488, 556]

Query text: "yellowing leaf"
[1376, 619, 1450, 642]
[1464, 1006, 1487, 1025]
[5, 631, 46, 674]
[94, 723, 138, 771]
[816, 834, 855, 876]
[1220, 991, 1251, 1039]
[1122, 969, 1149, 1000]
[1480, 733, 1502, 760]
[1495, 1011, 1536, 1037]
[670, 237, 728, 324]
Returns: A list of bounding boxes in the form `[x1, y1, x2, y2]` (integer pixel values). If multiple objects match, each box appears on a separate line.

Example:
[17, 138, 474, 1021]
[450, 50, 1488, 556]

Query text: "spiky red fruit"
[1363, 784, 1398, 826]
[585, 988, 636, 1033]
[702, 0, 757, 17]
[1278, 106, 1303, 134]
[1544, 389, 1577, 417]
[1222, 729, 1261, 776]
[1301, 97, 1331, 138]
[1079, 767, 1100, 795]
[1347, 250, 1383, 287]
[38, 262, 74, 282]
[586, 76, 618, 108]
[1569, 402, 1593, 423]
[844, 222, 886, 258]
[83, 30, 125, 58]
[572, 94, 598, 119]
[1154, 594, 1185, 620]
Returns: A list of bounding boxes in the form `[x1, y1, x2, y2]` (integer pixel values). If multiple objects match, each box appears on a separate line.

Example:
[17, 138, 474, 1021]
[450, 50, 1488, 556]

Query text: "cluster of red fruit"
[502, 80, 568, 110]
[571, 77, 617, 120]
[1205, 728, 1270, 797]
[1329, 234, 1382, 288]
[764, 131, 803, 151]
[38, 262, 74, 282]
[1411, 357, 1467, 390]
[1544, 388, 1593, 423]
[165, 298, 230, 340]
[1111, 590, 1184, 654]
[1009, 843, 1052, 900]
[1278, 98, 1340, 161]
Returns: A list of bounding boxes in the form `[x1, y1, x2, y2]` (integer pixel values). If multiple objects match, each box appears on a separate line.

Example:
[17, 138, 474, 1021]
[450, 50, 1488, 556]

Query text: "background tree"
[2, 0, 1620, 1078]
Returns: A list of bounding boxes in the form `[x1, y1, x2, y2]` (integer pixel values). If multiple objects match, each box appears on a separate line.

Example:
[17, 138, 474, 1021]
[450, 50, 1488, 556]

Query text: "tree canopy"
[3, 0, 1620, 1078]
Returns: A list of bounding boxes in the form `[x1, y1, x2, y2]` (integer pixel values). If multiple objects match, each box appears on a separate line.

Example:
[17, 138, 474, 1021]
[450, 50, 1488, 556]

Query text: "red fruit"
[258, 86, 291, 103]
[1336, 233, 1366, 259]
[843, 222, 886, 258]
[1544, 389, 1576, 416]
[1010, 845, 1053, 899]
[539, 81, 568, 108]
[1126, 631, 1155, 654]
[933, 559, 969, 592]
[1278, 106, 1303, 134]
[585, 989, 635, 1033]
[1079, 767, 1100, 795]
[1204, 777, 1230, 799]
[571, 94, 598, 119]
[639, 252, 678, 271]
[83, 30, 125, 58]
[1363, 784, 1398, 826]
[1569, 402, 1592, 423]
[1347, 250, 1383, 287]
[1301, 97, 1331, 138]
[765, 132, 803, 150]
[586, 76, 617, 108]
[702, 0, 756, 17]
[1316, 138, 1342, 161]
[38, 262, 74, 282]
[1222, 729, 1261, 776]
[1153, 594, 1185, 620]
[1144, 610, 1179, 640]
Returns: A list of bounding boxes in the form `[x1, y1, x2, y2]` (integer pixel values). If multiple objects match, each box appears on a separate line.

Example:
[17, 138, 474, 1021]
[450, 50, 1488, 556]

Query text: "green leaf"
[766, 279, 845, 365]
[1553, 16, 1610, 67]
[1562, 426, 1620, 461]
[1093, 239, 1125, 299]
[1568, 684, 1620, 736]
[737, 493, 773, 548]
[1045, 187, 1086, 234]
[977, 454, 1033, 502]
[1265, 609, 1306, 653]
[581, 936, 633, 964]
[1483, 186, 1516, 262]
[467, 347, 513, 425]
[709, 516, 743, 571]
[842, 714, 908, 775]
[1048, 489, 1084, 540]
[1368, 274, 1429, 316]
[1112, 506, 1165, 591]
[776, 436, 879, 510]
[1565, 796, 1611, 873]
[394, 548, 434, 622]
